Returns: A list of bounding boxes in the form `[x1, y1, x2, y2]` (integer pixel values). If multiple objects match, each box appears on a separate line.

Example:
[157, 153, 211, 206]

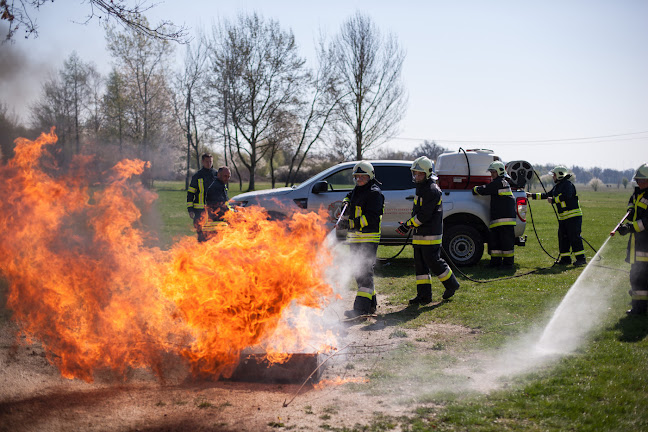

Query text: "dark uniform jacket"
[187, 168, 229, 219]
[530, 177, 582, 221]
[626, 187, 648, 264]
[472, 176, 516, 228]
[406, 178, 443, 245]
[343, 179, 384, 243]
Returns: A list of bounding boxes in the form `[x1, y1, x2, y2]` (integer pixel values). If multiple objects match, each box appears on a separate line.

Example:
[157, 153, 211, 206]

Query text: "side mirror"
[312, 181, 328, 194]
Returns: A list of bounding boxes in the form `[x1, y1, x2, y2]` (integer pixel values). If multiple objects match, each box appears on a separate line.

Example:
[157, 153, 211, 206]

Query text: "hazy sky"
[1, 0, 647, 171]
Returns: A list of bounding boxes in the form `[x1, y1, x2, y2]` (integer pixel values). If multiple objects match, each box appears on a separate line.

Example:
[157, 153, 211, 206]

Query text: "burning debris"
[0, 129, 337, 383]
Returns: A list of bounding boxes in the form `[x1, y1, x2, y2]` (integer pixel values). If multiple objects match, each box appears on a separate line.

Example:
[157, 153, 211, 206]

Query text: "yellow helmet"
[352, 161, 375, 180]
[634, 163, 648, 181]
[550, 165, 569, 181]
[411, 156, 437, 180]
[488, 161, 506, 177]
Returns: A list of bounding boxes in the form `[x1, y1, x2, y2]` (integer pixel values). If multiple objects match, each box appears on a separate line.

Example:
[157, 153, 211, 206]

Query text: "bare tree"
[173, 38, 209, 189]
[105, 17, 175, 165]
[101, 68, 128, 155]
[206, 12, 308, 191]
[326, 12, 407, 160]
[411, 140, 446, 161]
[1, 0, 188, 42]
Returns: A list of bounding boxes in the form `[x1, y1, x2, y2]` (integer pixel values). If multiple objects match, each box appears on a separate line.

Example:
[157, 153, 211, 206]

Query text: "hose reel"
[506, 160, 533, 188]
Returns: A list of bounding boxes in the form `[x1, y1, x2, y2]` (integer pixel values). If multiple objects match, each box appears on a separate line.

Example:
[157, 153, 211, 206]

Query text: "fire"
[313, 376, 369, 389]
[0, 129, 336, 382]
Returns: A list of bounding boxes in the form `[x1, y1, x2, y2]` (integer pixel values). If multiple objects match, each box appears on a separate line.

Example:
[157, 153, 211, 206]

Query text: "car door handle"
[406, 195, 415, 201]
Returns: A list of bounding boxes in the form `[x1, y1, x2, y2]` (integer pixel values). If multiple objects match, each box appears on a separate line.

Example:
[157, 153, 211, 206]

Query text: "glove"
[547, 197, 554, 204]
[396, 222, 411, 236]
[616, 223, 631, 236]
[188, 209, 195, 219]
[337, 219, 349, 230]
[525, 192, 532, 198]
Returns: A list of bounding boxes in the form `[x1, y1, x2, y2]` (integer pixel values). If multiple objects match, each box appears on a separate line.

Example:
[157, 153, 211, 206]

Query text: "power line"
[389, 130, 648, 145]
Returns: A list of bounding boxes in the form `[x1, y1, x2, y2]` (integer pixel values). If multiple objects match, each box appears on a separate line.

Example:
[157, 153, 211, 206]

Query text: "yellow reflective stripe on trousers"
[202, 221, 227, 232]
[501, 250, 514, 257]
[557, 208, 583, 220]
[489, 218, 516, 228]
[412, 234, 442, 245]
[631, 290, 648, 300]
[438, 268, 452, 282]
[416, 274, 431, 285]
[346, 232, 380, 243]
[636, 250, 648, 262]
[357, 286, 375, 299]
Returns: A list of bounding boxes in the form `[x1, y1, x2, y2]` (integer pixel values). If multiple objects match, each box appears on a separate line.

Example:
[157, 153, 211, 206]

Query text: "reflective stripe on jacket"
[626, 188, 648, 264]
[343, 180, 384, 244]
[472, 176, 516, 228]
[408, 178, 444, 245]
[530, 178, 583, 220]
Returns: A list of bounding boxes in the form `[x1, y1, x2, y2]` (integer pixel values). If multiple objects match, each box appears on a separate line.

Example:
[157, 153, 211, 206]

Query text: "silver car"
[228, 160, 528, 266]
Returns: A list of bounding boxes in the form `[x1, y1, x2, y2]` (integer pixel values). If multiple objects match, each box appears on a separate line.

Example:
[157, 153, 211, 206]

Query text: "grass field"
[1, 180, 645, 431]
[148, 181, 647, 431]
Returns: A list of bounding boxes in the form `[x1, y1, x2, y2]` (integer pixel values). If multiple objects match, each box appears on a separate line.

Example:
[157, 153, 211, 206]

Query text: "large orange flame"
[0, 129, 335, 382]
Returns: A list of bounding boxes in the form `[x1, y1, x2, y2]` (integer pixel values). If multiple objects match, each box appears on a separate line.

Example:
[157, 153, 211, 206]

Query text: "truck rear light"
[293, 198, 308, 209]
[516, 197, 527, 222]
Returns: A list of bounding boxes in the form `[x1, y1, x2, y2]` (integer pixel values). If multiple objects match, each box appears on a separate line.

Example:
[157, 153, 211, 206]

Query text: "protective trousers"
[629, 262, 648, 314]
[488, 225, 515, 266]
[414, 244, 459, 300]
[350, 242, 378, 314]
[558, 216, 585, 263]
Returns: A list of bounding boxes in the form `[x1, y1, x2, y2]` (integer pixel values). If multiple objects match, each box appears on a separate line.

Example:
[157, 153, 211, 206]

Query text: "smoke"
[0, 23, 51, 124]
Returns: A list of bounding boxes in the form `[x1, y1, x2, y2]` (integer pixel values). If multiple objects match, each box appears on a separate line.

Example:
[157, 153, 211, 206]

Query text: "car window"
[375, 166, 414, 190]
[323, 167, 354, 191]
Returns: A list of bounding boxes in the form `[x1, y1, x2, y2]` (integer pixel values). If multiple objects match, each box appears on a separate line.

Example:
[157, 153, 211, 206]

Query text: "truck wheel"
[443, 225, 484, 267]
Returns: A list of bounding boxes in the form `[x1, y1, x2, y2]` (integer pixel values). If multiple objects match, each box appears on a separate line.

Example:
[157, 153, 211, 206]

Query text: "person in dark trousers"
[527, 166, 586, 266]
[472, 161, 517, 269]
[615, 163, 648, 315]
[397, 156, 460, 304]
[187, 153, 231, 242]
[338, 161, 384, 319]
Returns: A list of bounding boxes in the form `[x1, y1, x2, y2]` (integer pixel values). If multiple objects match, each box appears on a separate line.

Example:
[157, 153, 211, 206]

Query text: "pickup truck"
[228, 159, 527, 266]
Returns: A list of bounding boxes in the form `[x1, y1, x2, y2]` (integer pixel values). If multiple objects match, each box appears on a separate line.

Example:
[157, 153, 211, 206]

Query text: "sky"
[1, 0, 647, 171]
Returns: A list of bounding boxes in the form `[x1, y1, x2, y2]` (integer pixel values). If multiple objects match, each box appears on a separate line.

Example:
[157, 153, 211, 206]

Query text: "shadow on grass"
[359, 301, 452, 332]
[613, 314, 648, 343]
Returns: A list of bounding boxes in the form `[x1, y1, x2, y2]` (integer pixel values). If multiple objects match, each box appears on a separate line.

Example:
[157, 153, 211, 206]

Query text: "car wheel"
[443, 224, 484, 267]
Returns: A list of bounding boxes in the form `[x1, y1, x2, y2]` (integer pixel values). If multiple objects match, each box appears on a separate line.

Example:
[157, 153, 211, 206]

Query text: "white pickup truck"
[228, 151, 529, 266]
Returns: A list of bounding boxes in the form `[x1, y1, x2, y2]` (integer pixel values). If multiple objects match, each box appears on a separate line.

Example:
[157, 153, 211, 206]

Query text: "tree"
[622, 177, 629, 189]
[173, 38, 210, 189]
[206, 12, 308, 191]
[105, 17, 175, 170]
[588, 177, 603, 191]
[1, 0, 187, 42]
[30, 52, 97, 160]
[0, 102, 30, 163]
[326, 12, 407, 160]
[101, 68, 128, 155]
[411, 140, 446, 162]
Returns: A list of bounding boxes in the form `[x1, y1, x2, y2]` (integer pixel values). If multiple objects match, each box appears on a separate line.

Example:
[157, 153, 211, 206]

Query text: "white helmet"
[550, 165, 569, 181]
[352, 161, 375, 180]
[488, 161, 506, 177]
[633, 163, 648, 181]
[410, 156, 437, 180]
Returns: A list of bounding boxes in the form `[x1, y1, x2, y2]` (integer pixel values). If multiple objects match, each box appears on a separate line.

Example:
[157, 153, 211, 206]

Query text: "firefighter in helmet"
[397, 156, 460, 304]
[615, 163, 648, 315]
[527, 166, 586, 266]
[472, 161, 517, 269]
[337, 161, 384, 318]
[187, 154, 231, 242]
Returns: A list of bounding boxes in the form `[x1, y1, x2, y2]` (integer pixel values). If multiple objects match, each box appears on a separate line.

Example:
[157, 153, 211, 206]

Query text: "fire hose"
[609, 210, 631, 236]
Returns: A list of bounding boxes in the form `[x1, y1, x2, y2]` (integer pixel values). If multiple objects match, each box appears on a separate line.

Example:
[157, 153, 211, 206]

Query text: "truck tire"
[443, 225, 484, 267]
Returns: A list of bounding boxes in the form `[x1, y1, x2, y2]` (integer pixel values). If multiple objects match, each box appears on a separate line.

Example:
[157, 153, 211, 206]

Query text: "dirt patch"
[0, 303, 480, 432]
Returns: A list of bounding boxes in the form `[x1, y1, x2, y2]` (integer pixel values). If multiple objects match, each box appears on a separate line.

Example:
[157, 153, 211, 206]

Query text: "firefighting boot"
[409, 285, 432, 305]
[574, 255, 587, 267]
[488, 257, 502, 268]
[441, 275, 460, 300]
[627, 300, 647, 316]
[501, 257, 514, 270]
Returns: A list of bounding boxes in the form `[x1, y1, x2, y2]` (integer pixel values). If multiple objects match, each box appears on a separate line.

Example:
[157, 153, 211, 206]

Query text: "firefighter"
[397, 156, 460, 304]
[615, 163, 648, 315]
[527, 166, 586, 266]
[337, 161, 384, 318]
[187, 153, 231, 242]
[472, 161, 517, 269]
